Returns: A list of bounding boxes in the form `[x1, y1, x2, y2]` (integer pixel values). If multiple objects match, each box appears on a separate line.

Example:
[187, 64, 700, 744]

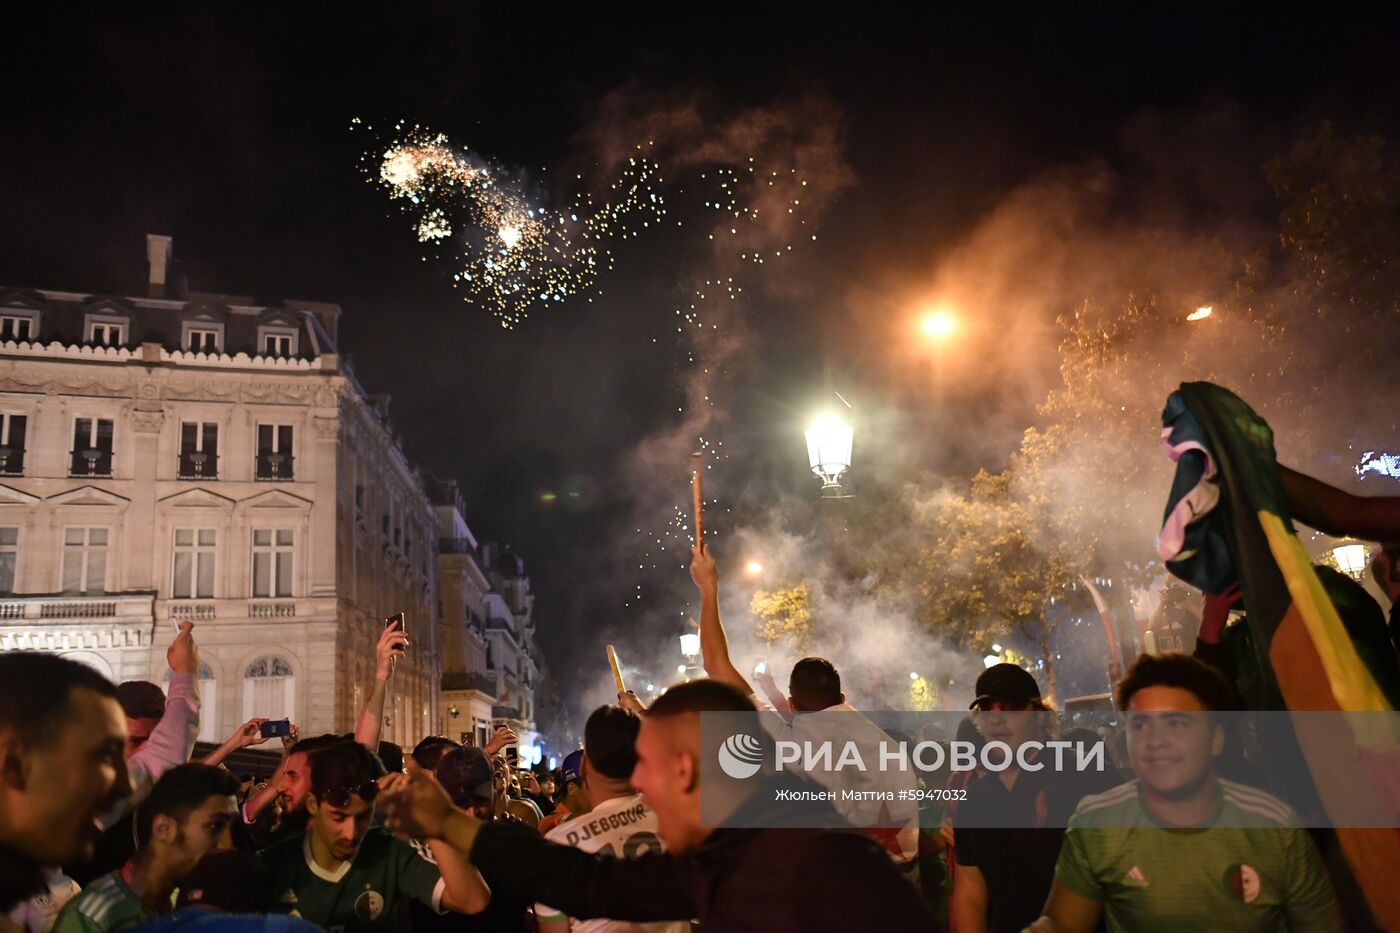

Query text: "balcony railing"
[254, 452, 294, 481]
[248, 601, 296, 619]
[41, 600, 117, 619]
[69, 448, 113, 477]
[0, 446, 24, 475]
[177, 452, 218, 480]
[442, 671, 498, 695]
[170, 603, 216, 621]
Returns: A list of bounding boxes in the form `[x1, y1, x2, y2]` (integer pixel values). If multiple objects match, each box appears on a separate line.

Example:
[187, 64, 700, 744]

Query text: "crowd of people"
[2, 469, 1399, 932]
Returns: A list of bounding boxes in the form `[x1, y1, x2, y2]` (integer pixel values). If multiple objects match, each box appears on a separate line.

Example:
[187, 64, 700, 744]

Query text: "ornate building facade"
[432, 479, 546, 765]
[0, 235, 441, 745]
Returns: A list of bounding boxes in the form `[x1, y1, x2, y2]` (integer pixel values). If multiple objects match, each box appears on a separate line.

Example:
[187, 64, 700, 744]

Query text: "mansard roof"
[0, 289, 45, 312]
[0, 288, 338, 361]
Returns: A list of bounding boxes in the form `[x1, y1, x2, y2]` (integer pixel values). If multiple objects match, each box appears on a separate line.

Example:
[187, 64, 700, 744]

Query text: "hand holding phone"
[259, 719, 292, 739]
[385, 613, 406, 651]
[504, 746, 519, 768]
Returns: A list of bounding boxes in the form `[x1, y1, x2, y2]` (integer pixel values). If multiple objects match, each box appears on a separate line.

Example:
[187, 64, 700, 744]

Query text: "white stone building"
[0, 235, 440, 746]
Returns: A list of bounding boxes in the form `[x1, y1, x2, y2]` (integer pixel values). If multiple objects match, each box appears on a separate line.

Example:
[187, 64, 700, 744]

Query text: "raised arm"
[689, 544, 752, 696]
[243, 724, 298, 822]
[381, 760, 695, 923]
[103, 622, 202, 828]
[1280, 465, 1400, 541]
[356, 622, 408, 749]
[203, 717, 271, 768]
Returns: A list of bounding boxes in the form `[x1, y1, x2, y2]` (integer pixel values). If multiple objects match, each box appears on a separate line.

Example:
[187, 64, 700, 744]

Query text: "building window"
[262, 333, 294, 357]
[251, 529, 294, 598]
[178, 422, 219, 478]
[172, 529, 216, 599]
[70, 418, 114, 477]
[0, 414, 27, 475]
[87, 321, 126, 347]
[255, 425, 294, 480]
[61, 527, 107, 596]
[243, 655, 294, 722]
[0, 315, 34, 342]
[0, 527, 16, 595]
[187, 328, 220, 353]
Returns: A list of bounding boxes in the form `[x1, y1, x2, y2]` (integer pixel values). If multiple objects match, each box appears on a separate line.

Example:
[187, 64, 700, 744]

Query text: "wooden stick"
[692, 451, 704, 548]
[606, 644, 626, 694]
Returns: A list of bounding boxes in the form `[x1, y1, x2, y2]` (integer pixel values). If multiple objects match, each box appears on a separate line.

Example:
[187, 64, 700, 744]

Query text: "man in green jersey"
[258, 741, 488, 932]
[1028, 654, 1341, 933]
[54, 765, 238, 933]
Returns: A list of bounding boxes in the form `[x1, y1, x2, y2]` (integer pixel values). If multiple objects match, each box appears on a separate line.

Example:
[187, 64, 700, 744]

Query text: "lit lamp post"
[1331, 543, 1369, 582]
[805, 413, 854, 498]
[679, 632, 700, 674]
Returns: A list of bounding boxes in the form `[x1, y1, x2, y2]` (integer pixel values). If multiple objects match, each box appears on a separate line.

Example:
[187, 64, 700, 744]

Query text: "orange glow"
[1187, 306, 1213, 322]
[745, 561, 763, 575]
[921, 311, 957, 338]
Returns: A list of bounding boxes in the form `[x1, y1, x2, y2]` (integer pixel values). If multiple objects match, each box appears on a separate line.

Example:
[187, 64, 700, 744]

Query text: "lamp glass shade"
[1332, 544, 1368, 579]
[678, 633, 701, 658]
[805, 415, 854, 484]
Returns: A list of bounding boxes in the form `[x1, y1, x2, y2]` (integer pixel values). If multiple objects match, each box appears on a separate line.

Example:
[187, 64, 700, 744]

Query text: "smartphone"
[504, 746, 519, 767]
[259, 719, 292, 739]
[384, 613, 406, 651]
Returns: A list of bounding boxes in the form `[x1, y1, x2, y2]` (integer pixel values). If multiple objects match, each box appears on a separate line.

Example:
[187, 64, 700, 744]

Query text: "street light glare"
[745, 560, 763, 575]
[1187, 306, 1213, 321]
[921, 312, 956, 338]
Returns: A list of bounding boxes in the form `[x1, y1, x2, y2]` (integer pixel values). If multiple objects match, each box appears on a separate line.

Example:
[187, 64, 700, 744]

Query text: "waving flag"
[1159, 382, 1400, 925]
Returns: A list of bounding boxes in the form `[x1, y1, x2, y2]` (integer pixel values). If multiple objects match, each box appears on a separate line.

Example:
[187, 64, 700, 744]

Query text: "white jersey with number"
[536, 793, 691, 933]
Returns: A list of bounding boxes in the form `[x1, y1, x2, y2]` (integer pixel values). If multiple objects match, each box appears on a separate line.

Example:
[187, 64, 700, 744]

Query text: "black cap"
[970, 663, 1041, 710]
[436, 747, 495, 808]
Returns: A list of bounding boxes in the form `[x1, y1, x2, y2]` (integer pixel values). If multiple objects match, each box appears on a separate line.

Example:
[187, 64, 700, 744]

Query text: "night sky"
[5, 5, 1400, 701]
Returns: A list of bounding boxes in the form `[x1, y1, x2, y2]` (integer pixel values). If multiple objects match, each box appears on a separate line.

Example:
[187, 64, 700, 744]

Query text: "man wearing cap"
[950, 664, 1123, 933]
[535, 706, 689, 933]
[536, 750, 588, 837]
[413, 746, 531, 932]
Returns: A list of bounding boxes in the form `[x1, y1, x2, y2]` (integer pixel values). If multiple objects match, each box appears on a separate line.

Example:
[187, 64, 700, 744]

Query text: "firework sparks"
[357, 121, 667, 328]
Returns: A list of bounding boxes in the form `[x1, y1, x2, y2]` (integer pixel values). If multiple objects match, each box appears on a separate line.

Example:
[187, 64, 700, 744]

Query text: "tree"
[750, 584, 815, 654]
[913, 469, 1089, 703]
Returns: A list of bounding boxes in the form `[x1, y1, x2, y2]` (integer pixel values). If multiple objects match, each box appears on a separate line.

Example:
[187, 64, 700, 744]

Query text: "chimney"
[146, 234, 173, 298]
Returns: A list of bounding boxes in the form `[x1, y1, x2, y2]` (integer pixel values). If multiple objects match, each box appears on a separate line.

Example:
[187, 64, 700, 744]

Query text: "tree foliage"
[750, 583, 815, 654]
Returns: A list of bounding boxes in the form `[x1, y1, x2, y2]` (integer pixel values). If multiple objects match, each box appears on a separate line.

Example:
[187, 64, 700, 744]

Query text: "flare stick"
[692, 452, 704, 547]
[606, 644, 626, 694]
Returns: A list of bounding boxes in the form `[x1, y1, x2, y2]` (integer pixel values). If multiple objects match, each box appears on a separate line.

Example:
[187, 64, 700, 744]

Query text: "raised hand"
[483, 725, 518, 756]
[167, 620, 200, 676]
[690, 543, 719, 592]
[233, 718, 271, 748]
[376, 622, 410, 681]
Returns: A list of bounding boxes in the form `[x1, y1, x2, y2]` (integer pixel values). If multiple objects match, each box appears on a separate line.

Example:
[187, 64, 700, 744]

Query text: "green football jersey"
[259, 828, 444, 933]
[1056, 779, 1341, 933]
[52, 871, 153, 933]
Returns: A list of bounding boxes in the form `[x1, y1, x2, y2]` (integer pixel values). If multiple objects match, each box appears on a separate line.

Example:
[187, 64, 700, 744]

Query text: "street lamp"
[679, 633, 701, 661]
[1331, 543, 1369, 581]
[805, 413, 854, 498]
[921, 312, 957, 339]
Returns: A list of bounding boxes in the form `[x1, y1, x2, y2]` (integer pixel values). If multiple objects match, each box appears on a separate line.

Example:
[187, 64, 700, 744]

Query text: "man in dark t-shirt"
[951, 665, 1122, 933]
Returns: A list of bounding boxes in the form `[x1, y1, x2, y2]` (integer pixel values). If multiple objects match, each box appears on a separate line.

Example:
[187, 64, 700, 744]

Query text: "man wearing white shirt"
[688, 546, 920, 871]
[536, 705, 689, 933]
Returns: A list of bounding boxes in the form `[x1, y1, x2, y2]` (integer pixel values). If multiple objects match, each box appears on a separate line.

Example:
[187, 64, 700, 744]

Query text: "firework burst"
[356, 119, 667, 328]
